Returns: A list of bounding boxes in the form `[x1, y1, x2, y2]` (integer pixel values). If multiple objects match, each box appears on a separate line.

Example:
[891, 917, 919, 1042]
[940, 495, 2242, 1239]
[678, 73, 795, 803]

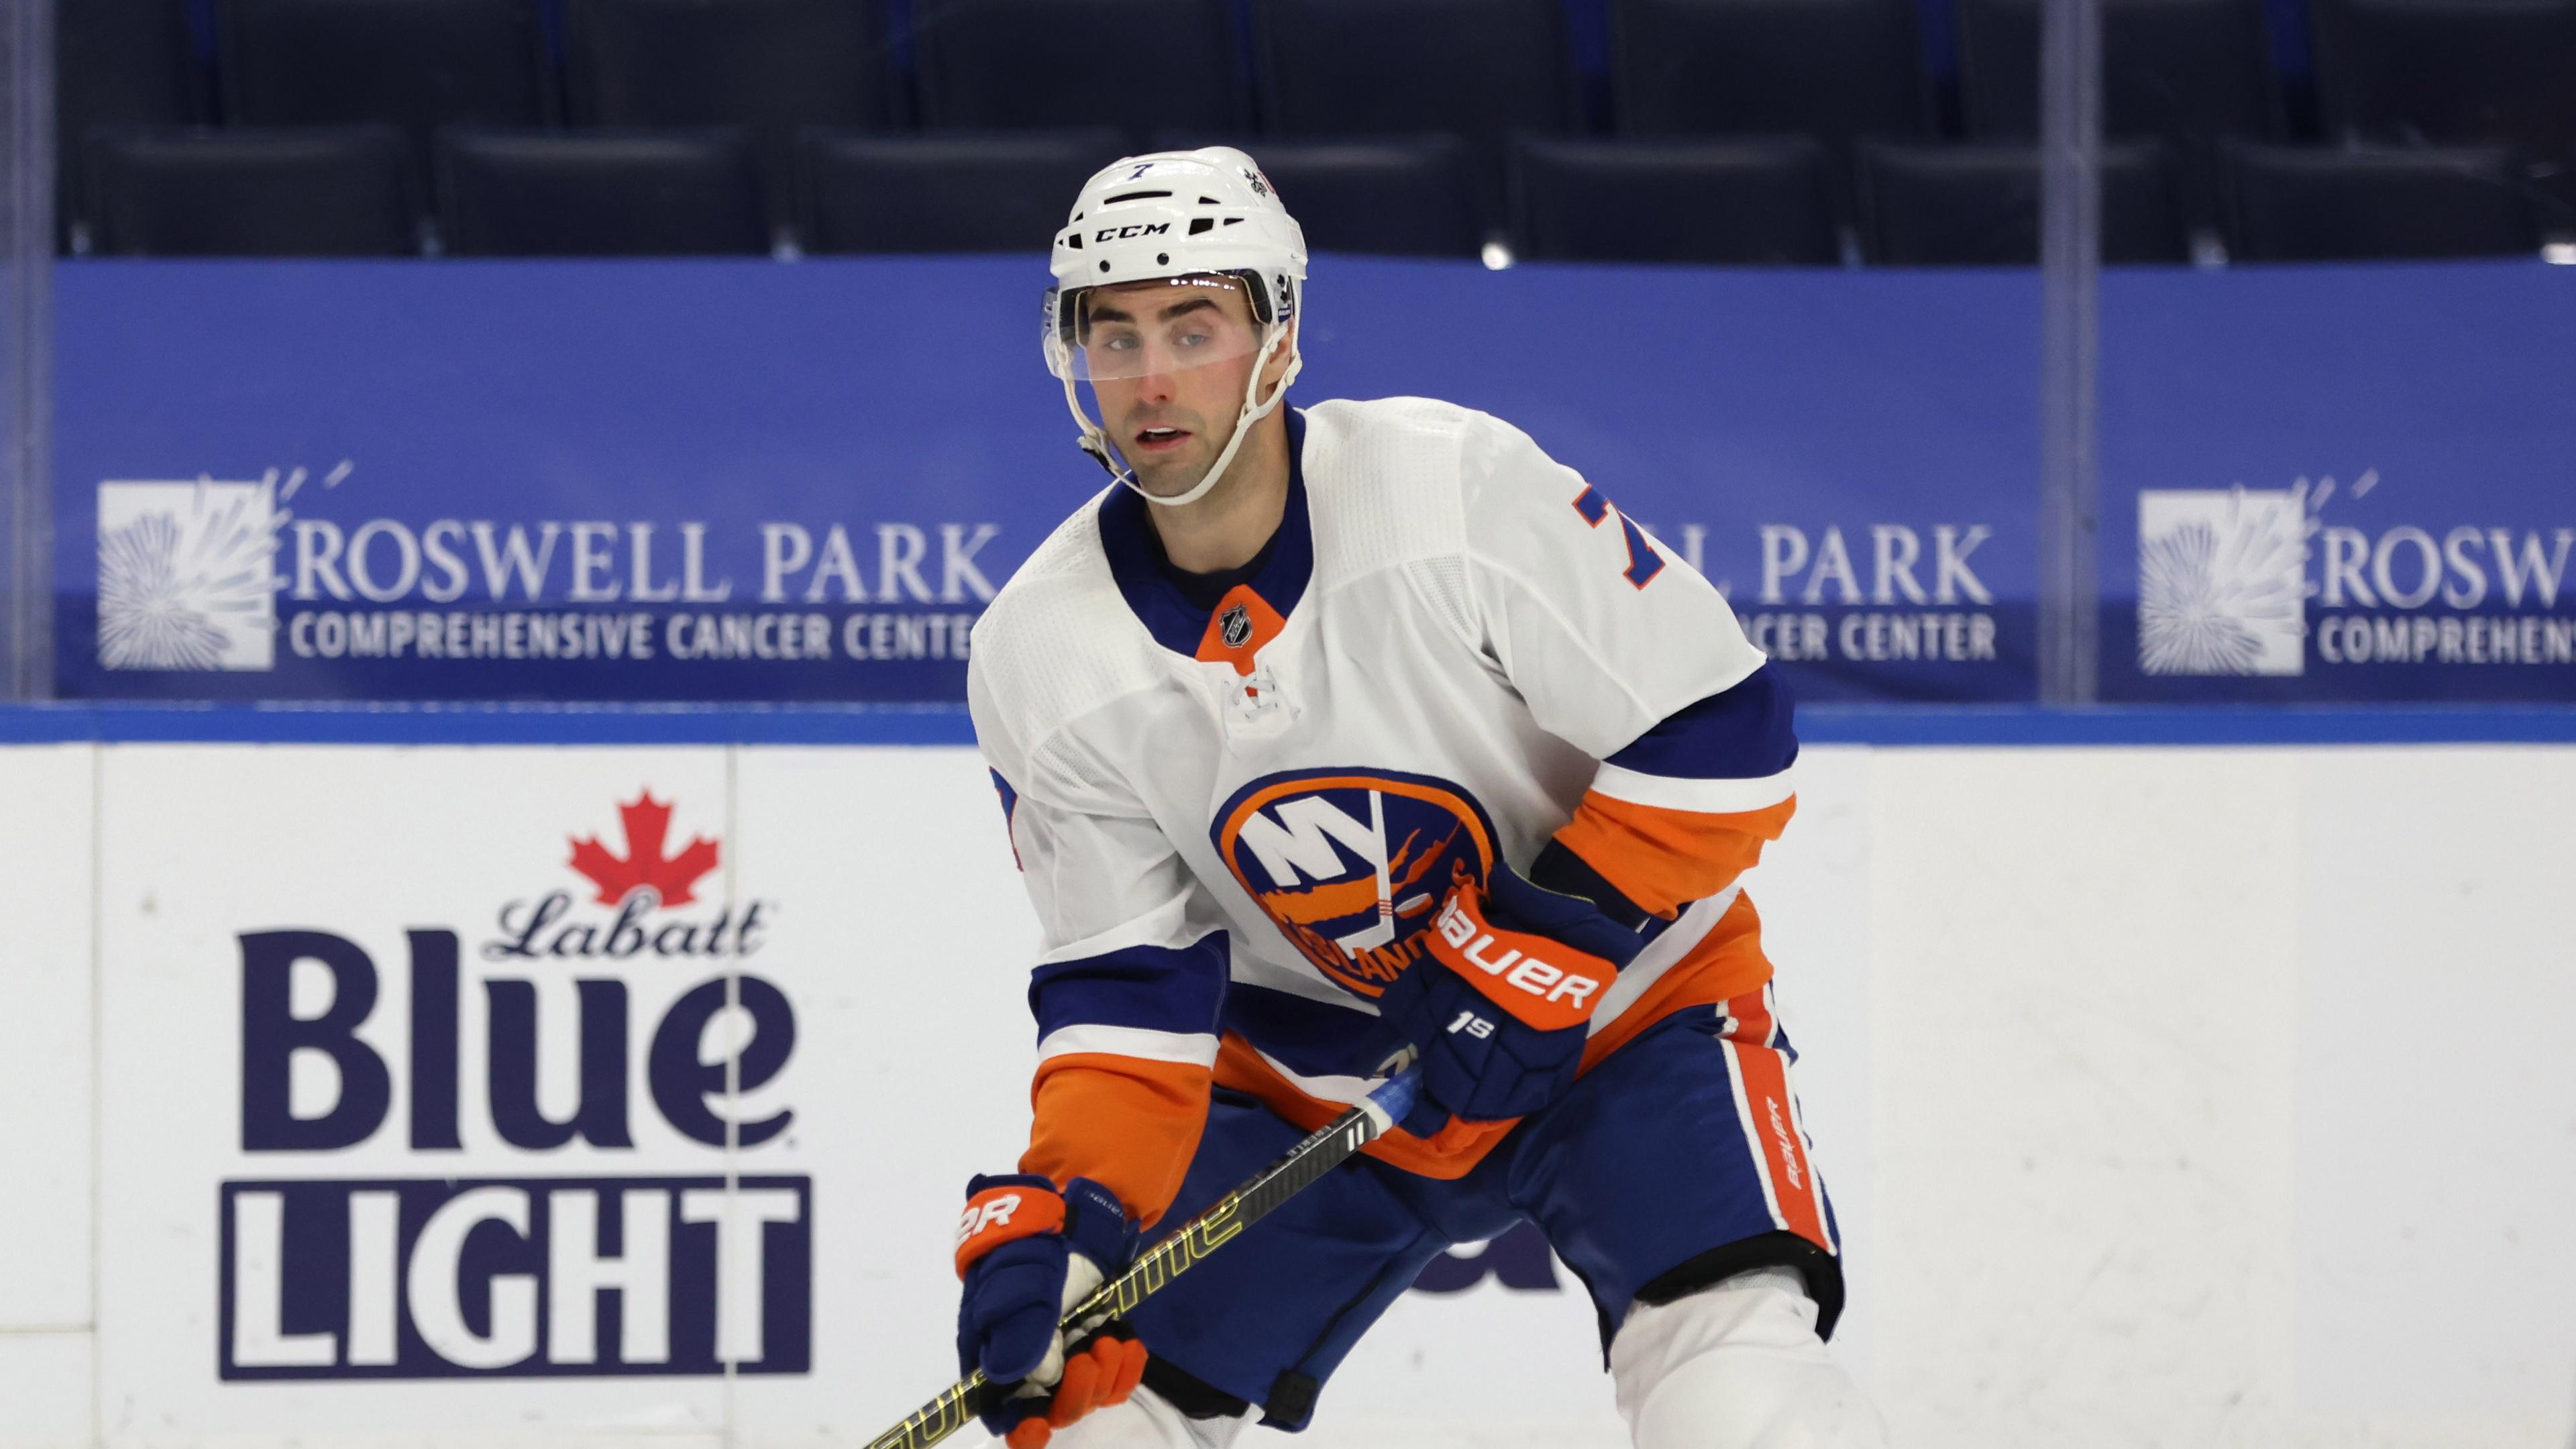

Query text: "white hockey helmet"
[1043, 148, 1308, 506]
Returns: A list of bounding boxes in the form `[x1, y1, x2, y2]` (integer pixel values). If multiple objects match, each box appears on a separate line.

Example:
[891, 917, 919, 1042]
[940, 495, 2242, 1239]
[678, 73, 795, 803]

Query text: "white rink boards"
[0, 736, 2570, 1449]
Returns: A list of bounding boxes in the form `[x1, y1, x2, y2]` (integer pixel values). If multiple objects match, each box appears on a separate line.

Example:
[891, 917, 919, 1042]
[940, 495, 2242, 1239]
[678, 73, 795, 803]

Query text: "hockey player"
[951, 148, 1885, 1449]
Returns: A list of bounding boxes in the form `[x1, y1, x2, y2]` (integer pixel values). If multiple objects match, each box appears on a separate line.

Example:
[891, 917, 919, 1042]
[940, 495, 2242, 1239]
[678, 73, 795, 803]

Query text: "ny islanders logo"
[1212, 769, 1497, 999]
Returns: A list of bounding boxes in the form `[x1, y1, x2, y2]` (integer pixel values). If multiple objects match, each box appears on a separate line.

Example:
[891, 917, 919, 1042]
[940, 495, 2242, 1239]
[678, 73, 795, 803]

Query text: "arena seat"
[912, 0, 1243, 137]
[437, 129, 768, 256]
[1610, 0, 1931, 146]
[1957, 0, 2276, 227]
[796, 129, 1132, 253]
[59, 0, 204, 247]
[565, 0, 898, 133]
[1611, 0, 1929, 221]
[2223, 143, 2540, 260]
[1511, 135, 1839, 264]
[2312, 0, 2576, 160]
[85, 126, 417, 256]
[1859, 142, 2189, 263]
[220, 0, 553, 162]
[1149, 133, 1485, 256]
[1956, 0, 2278, 144]
[566, 0, 897, 233]
[1252, 0, 1576, 146]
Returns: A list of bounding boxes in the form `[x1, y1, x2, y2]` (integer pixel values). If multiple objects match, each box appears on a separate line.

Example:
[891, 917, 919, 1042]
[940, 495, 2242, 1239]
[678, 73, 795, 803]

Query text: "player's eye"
[1098, 332, 1138, 352]
[1174, 329, 1212, 350]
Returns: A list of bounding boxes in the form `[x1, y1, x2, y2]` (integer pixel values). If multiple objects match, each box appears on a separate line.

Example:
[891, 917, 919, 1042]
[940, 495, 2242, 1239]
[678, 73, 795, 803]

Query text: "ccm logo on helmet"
[957, 1193, 1022, 1246]
[1094, 223, 1173, 241]
[1435, 898, 1601, 1008]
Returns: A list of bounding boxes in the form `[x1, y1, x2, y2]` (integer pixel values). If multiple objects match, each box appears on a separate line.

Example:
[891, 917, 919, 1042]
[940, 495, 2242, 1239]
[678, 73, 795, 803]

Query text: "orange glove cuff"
[1425, 885, 1616, 1032]
[954, 1182, 1067, 1279]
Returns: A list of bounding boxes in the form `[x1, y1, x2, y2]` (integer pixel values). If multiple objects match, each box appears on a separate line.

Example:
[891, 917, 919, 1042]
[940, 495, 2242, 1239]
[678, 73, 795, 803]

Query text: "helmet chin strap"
[1068, 322, 1303, 510]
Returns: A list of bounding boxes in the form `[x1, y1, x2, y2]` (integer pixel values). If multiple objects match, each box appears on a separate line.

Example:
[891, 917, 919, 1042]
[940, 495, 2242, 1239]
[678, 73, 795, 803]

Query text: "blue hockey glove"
[953, 1173, 1146, 1448]
[1379, 863, 1644, 1124]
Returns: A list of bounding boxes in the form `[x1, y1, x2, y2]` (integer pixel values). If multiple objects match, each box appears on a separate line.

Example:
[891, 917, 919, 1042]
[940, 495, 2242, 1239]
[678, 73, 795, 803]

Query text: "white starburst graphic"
[97, 478, 282, 670]
[2137, 487, 2307, 676]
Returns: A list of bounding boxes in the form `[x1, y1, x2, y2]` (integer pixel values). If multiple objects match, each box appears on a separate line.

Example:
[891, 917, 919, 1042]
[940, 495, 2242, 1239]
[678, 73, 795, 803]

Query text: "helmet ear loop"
[1135, 319, 1295, 510]
[1062, 370, 1139, 490]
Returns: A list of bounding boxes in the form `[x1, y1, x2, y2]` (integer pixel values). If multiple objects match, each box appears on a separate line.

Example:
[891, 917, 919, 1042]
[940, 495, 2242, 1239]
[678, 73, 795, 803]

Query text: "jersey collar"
[1098, 407, 1314, 662]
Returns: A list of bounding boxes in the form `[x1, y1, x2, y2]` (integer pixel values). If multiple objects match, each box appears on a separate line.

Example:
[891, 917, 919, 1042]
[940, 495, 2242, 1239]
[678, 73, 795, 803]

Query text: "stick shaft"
[863, 1072, 1419, 1449]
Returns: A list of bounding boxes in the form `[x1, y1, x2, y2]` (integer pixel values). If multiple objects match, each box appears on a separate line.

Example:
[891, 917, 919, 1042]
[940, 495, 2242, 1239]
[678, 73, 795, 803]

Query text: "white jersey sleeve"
[1455, 412, 1766, 757]
[1452, 411, 1798, 920]
[967, 602, 1228, 1222]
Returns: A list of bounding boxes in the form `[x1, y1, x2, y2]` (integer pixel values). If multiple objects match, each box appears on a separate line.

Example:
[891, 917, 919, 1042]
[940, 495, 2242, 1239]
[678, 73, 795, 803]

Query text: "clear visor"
[1044, 274, 1268, 383]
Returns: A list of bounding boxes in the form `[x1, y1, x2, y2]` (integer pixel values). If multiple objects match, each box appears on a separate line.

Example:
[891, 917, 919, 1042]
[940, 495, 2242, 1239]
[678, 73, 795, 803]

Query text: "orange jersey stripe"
[1552, 790, 1796, 922]
[1022, 1053, 1212, 1227]
[1582, 890, 1776, 1065]
[1213, 1034, 1521, 1179]
[1214, 892, 1782, 1180]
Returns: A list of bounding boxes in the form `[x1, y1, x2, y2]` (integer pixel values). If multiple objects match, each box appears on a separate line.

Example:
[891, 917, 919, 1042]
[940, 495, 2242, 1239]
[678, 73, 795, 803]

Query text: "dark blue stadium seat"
[1957, 0, 2279, 144]
[59, 0, 205, 248]
[1152, 134, 1485, 256]
[437, 129, 768, 255]
[912, 0, 1243, 138]
[565, 0, 900, 133]
[2312, 0, 2576, 160]
[1859, 142, 2189, 263]
[1511, 136, 1839, 263]
[219, 0, 553, 160]
[1611, 0, 1931, 145]
[1253, 0, 1576, 144]
[1959, 0, 2277, 227]
[796, 129, 1132, 253]
[566, 0, 898, 231]
[85, 126, 417, 256]
[2555, 146, 2576, 239]
[2222, 143, 2540, 259]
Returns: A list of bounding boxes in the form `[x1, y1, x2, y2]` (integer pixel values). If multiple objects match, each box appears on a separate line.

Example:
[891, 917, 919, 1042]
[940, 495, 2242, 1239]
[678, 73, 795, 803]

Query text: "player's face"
[1079, 277, 1269, 499]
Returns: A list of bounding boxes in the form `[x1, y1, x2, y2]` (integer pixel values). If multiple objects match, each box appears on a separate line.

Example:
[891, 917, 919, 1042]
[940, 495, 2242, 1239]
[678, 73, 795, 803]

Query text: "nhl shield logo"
[1220, 603, 1253, 650]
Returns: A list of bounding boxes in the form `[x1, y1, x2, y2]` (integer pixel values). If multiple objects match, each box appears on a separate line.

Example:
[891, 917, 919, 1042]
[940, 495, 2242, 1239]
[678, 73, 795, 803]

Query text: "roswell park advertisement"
[53, 259, 2576, 704]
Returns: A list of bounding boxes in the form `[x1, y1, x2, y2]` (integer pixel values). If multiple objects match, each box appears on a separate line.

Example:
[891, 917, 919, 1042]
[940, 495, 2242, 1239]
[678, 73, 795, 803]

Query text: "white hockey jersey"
[969, 397, 1799, 1223]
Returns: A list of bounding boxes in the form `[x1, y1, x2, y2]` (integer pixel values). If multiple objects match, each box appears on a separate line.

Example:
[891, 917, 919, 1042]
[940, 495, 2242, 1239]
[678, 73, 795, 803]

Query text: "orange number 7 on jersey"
[1572, 485, 1667, 590]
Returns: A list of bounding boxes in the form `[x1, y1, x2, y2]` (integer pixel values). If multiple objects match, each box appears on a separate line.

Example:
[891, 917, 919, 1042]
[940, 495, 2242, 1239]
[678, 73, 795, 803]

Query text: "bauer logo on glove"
[1430, 892, 1605, 1028]
[953, 1173, 1147, 1449]
[1379, 862, 1648, 1125]
[955, 1186, 1065, 1269]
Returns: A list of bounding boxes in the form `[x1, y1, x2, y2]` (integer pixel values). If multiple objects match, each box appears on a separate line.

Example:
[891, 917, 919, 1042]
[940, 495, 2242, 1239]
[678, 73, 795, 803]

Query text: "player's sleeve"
[1454, 413, 1797, 920]
[973, 666, 1224, 1228]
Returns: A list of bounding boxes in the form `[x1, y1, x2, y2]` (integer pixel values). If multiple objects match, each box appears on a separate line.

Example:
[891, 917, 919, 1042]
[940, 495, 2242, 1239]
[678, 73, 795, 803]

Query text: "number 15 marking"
[1572, 485, 1666, 589]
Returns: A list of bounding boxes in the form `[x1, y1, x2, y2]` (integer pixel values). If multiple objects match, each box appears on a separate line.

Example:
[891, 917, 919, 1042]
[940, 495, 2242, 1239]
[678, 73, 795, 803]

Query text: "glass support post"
[2037, 0, 2102, 704]
[0, 0, 48, 700]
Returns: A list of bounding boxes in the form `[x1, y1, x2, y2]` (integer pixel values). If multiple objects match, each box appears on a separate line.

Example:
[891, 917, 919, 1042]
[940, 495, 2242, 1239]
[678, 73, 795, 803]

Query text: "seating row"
[64, 0, 2576, 164]
[78, 127, 2559, 265]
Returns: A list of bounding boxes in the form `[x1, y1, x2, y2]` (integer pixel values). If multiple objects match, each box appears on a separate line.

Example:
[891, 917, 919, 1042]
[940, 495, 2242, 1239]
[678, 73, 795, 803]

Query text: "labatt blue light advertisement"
[54, 259, 2037, 704]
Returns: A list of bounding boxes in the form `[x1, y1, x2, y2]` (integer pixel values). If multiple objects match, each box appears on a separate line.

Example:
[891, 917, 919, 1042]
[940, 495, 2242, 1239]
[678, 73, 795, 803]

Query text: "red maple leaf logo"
[568, 791, 721, 908]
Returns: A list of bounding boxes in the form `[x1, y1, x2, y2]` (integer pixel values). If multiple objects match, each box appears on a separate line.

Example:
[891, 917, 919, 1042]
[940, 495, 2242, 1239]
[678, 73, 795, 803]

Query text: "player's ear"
[1258, 315, 1299, 392]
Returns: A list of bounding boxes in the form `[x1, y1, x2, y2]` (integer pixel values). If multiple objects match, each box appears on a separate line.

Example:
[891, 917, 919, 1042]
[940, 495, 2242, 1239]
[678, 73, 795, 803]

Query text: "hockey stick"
[863, 1067, 1425, 1449]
